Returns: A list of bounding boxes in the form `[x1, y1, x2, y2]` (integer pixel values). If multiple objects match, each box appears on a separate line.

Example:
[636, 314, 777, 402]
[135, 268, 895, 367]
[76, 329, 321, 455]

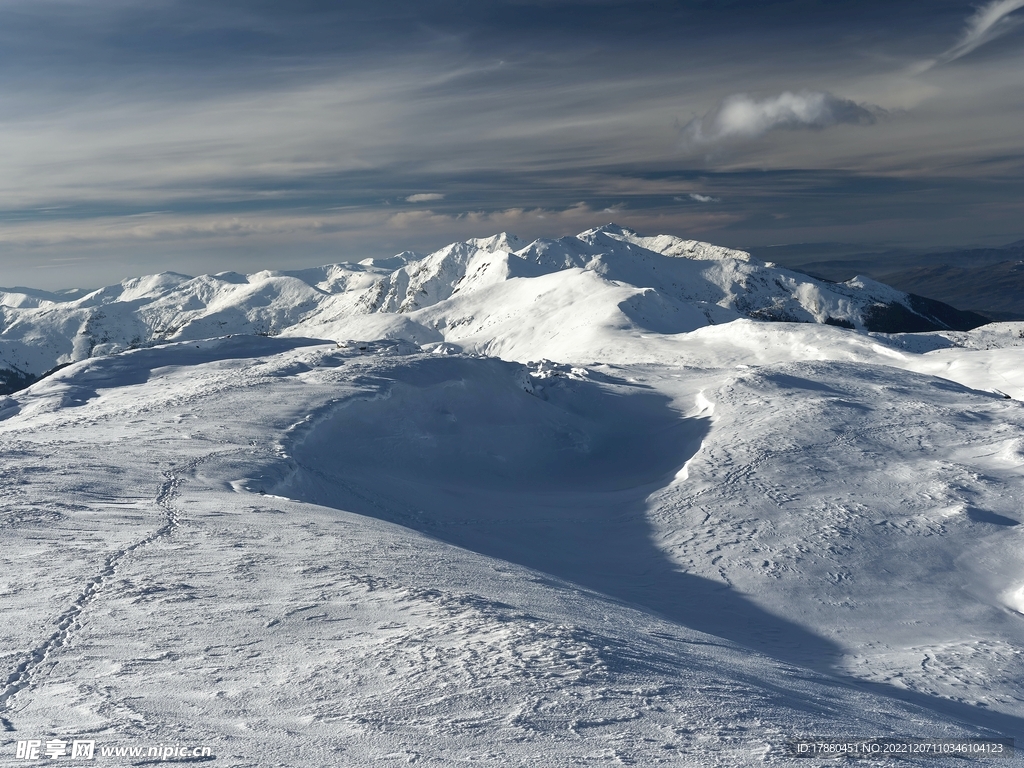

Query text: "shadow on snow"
[278, 354, 1023, 739]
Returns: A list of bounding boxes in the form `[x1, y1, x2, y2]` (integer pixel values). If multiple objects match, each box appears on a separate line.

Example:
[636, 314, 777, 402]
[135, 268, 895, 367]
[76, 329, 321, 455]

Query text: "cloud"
[405, 193, 446, 202]
[386, 201, 598, 229]
[687, 193, 720, 203]
[931, 0, 1024, 68]
[682, 91, 880, 146]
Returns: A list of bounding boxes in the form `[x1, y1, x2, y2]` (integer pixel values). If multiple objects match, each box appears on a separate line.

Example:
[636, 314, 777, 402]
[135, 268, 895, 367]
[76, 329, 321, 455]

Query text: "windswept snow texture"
[0, 225, 984, 391]
[1, 229, 1023, 766]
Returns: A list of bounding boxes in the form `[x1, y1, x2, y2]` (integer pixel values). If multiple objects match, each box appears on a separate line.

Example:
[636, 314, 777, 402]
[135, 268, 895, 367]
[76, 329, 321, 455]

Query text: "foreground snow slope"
[0, 225, 984, 389]
[1, 325, 1022, 765]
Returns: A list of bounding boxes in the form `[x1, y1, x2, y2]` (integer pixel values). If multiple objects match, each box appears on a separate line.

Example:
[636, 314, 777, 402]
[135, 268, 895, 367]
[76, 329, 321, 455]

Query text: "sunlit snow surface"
[2, 232, 1024, 765]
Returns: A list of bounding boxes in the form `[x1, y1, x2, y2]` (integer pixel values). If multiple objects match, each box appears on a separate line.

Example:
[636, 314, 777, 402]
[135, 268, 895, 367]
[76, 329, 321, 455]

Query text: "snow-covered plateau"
[1, 225, 1022, 766]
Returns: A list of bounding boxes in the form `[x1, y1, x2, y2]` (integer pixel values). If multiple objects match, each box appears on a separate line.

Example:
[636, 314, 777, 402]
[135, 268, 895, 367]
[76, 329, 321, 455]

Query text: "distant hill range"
[752, 241, 1024, 321]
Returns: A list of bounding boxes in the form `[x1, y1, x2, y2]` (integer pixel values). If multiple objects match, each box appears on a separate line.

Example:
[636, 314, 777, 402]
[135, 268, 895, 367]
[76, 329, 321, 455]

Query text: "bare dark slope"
[876, 261, 1024, 321]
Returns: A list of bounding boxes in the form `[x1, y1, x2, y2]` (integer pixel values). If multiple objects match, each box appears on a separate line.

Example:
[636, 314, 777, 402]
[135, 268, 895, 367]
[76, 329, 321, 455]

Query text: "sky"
[1, 0, 1023, 288]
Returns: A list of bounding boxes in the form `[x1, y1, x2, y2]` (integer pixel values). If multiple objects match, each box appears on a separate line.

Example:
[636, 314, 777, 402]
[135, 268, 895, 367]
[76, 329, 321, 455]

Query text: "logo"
[15, 739, 94, 760]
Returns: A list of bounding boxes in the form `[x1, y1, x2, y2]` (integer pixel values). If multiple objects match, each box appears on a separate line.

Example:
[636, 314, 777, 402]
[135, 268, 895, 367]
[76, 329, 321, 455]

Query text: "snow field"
[1, 335, 1020, 765]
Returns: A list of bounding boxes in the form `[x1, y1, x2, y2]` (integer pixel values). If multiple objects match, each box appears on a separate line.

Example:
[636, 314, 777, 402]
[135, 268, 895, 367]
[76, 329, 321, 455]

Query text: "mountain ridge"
[0, 224, 987, 393]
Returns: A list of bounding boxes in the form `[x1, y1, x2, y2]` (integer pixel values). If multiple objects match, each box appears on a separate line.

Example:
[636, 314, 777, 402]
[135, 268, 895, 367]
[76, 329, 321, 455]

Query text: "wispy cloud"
[406, 193, 445, 202]
[682, 91, 880, 147]
[687, 193, 720, 203]
[919, 0, 1024, 71]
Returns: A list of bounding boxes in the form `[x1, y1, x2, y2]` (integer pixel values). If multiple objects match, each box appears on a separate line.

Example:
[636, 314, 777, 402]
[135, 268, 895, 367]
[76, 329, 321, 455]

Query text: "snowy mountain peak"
[0, 227, 987, 391]
[577, 222, 640, 239]
[596, 225, 753, 263]
[844, 274, 908, 300]
[467, 232, 523, 254]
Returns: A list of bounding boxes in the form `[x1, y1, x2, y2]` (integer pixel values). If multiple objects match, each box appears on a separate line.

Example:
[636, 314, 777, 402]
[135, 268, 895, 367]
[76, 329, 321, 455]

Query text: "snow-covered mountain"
[1, 227, 1022, 766]
[0, 225, 984, 392]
